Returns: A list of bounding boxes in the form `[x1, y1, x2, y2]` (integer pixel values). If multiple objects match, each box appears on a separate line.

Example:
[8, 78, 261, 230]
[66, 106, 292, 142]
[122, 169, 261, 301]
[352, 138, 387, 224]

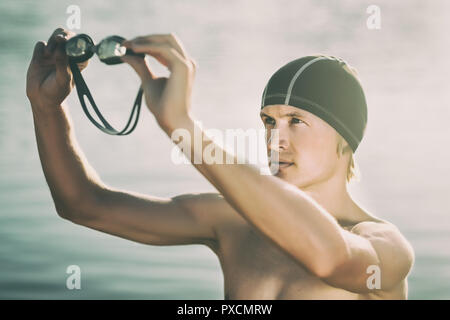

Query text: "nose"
[267, 125, 289, 152]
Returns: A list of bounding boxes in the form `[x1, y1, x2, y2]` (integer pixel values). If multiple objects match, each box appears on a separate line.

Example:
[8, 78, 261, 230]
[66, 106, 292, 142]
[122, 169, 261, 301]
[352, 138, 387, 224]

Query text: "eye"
[263, 117, 275, 125]
[291, 118, 305, 125]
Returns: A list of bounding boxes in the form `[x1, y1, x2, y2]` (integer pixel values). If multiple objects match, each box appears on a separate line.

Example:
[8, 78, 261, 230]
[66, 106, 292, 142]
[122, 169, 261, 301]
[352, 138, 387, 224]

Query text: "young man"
[27, 28, 414, 299]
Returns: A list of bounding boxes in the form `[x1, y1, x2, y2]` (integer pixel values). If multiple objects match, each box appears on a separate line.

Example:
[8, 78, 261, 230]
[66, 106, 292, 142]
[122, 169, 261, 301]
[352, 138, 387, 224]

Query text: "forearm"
[31, 103, 103, 215]
[163, 117, 348, 275]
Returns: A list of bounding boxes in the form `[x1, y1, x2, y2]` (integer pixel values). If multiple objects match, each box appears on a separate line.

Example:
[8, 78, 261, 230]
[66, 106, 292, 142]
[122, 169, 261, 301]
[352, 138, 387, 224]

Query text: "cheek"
[293, 132, 337, 172]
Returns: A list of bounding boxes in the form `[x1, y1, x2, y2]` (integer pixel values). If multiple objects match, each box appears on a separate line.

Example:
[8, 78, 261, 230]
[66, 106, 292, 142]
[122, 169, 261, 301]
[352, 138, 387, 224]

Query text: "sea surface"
[0, 0, 449, 299]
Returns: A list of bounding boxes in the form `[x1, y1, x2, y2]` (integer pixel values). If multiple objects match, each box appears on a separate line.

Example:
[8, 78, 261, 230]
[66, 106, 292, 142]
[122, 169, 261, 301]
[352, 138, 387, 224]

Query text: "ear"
[336, 135, 344, 158]
[336, 134, 351, 158]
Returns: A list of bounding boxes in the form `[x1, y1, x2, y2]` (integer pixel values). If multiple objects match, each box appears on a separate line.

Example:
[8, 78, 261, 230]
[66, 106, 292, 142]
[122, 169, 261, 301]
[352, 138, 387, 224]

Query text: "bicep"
[65, 186, 219, 247]
[322, 222, 414, 293]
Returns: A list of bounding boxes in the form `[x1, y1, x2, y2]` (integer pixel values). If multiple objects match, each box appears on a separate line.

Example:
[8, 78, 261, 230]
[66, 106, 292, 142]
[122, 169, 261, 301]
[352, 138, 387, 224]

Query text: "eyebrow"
[260, 111, 307, 118]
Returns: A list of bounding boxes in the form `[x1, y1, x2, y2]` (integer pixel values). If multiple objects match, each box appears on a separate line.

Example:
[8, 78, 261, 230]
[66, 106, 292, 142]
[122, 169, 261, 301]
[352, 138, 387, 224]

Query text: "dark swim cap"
[261, 54, 367, 153]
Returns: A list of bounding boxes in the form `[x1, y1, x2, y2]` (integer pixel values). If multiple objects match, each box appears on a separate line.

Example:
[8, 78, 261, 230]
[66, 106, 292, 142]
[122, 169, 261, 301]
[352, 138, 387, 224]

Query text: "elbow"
[53, 193, 98, 223]
[54, 196, 86, 221]
[54, 200, 75, 221]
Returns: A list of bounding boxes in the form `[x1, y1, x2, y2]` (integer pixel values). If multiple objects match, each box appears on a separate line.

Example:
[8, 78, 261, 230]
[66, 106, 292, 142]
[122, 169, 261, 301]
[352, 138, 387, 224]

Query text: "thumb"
[121, 54, 154, 82]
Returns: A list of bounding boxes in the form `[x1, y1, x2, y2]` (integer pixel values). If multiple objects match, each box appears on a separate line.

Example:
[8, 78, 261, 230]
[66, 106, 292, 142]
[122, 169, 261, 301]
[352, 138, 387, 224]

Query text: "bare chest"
[213, 223, 360, 299]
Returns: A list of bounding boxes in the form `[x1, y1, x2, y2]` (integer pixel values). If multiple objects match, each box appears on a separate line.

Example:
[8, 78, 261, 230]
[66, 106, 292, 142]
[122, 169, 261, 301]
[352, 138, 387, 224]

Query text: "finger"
[54, 40, 71, 84]
[126, 34, 197, 74]
[77, 59, 89, 72]
[31, 41, 46, 63]
[46, 28, 65, 55]
[125, 42, 187, 71]
[121, 55, 154, 81]
[189, 57, 197, 76]
[47, 27, 65, 42]
[46, 28, 76, 55]
[47, 27, 76, 42]
[166, 33, 190, 60]
[126, 33, 189, 60]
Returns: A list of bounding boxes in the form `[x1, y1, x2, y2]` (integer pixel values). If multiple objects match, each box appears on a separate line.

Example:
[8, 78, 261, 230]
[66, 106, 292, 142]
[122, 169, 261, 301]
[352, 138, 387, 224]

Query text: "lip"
[271, 161, 294, 169]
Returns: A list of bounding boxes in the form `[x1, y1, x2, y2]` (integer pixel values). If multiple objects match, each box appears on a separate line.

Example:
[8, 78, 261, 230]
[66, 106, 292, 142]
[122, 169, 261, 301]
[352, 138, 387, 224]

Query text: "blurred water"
[0, 0, 449, 299]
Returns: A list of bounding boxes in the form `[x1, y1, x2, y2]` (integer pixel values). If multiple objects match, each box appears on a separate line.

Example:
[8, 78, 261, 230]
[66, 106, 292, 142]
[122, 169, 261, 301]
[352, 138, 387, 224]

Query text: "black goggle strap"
[69, 60, 143, 135]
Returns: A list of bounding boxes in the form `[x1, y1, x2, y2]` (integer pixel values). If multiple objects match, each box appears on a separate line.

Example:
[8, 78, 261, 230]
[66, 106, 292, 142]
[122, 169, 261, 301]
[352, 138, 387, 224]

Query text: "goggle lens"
[97, 37, 127, 60]
[65, 34, 94, 63]
[66, 38, 89, 57]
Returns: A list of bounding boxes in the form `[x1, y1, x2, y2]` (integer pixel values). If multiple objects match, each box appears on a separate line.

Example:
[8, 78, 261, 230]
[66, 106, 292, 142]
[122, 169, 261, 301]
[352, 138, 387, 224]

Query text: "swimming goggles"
[66, 34, 144, 135]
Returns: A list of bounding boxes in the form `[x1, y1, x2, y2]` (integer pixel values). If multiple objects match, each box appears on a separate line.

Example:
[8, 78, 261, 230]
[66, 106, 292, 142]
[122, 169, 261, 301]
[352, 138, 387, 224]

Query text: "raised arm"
[26, 28, 218, 248]
[27, 27, 94, 213]
[32, 100, 218, 247]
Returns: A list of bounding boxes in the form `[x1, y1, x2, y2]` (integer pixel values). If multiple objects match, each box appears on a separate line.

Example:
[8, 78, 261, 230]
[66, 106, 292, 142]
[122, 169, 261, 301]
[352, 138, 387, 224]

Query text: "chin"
[279, 171, 313, 188]
[274, 171, 302, 185]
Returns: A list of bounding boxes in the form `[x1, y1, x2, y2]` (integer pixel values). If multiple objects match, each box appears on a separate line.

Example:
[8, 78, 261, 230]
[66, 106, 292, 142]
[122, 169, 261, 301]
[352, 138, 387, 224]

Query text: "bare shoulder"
[350, 217, 415, 290]
[171, 192, 236, 245]
[172, 192, 232, 221]
[349, 218, 412, 249]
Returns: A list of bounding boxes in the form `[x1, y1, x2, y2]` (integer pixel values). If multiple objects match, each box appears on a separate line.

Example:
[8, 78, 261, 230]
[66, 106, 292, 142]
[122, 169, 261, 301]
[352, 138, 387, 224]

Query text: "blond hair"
[336, 133, 361, 183]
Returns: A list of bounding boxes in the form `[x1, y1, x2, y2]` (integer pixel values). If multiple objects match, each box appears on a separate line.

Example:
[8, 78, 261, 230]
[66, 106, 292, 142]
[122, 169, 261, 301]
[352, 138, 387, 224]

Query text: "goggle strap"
[69, 60, 143, 135]
[119, 86, 143, 135]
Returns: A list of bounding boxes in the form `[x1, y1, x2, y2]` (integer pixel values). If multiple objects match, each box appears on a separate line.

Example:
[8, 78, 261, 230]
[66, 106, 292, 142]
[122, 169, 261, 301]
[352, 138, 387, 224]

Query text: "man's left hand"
[122, 33, 197, 131]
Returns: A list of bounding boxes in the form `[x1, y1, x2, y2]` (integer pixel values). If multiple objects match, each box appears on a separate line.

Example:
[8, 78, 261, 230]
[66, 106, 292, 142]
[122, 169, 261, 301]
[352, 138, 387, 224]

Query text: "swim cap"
[261, 54, 367, 153]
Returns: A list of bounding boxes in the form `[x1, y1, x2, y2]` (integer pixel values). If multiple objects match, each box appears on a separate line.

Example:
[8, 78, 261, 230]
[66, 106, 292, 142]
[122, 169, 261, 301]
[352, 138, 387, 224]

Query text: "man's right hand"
[26, 28, 88, 111]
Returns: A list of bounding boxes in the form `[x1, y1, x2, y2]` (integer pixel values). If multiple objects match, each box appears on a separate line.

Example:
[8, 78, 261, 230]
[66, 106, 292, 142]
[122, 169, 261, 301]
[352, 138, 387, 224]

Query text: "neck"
[300, 173, 364, 224]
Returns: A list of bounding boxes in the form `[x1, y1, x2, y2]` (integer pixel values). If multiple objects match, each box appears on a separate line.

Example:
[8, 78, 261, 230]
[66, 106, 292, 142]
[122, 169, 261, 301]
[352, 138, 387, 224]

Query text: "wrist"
[30, 102, 67, 126]
[30, 100, 63, 115]
[158, 112, 195, 135]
